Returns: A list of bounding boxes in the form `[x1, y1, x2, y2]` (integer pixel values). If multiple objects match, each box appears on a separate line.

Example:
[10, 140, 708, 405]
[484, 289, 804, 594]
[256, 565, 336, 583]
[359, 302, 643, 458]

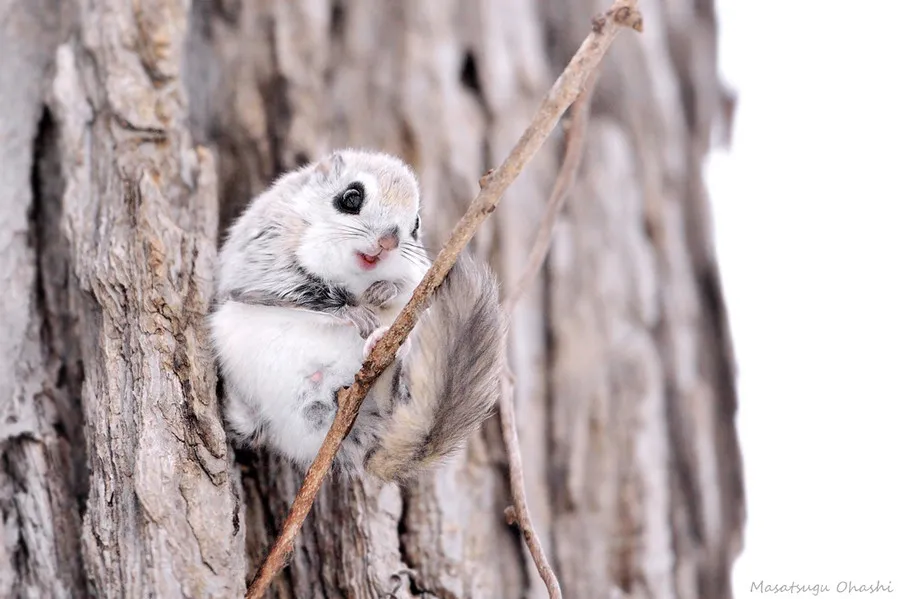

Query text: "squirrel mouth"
[356, 251, 381, 270]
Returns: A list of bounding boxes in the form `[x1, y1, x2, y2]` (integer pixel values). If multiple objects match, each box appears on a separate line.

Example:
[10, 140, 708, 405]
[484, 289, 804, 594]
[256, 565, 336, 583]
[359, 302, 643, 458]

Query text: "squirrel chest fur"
[208, 149, 505, 482]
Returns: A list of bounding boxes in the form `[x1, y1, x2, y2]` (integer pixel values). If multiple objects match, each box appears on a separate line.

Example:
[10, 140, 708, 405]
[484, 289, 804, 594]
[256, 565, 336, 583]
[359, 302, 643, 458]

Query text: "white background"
[707, 1, 900, 597]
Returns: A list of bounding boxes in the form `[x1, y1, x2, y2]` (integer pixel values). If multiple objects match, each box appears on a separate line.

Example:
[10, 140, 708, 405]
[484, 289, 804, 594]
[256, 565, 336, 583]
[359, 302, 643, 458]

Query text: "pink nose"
[378, 233, 399, 251]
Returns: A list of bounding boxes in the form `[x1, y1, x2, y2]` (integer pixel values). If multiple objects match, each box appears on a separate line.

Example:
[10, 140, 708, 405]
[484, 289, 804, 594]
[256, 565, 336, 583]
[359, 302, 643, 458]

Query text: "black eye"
[334, 182, 365, 214]
[410, 215, 420, 240]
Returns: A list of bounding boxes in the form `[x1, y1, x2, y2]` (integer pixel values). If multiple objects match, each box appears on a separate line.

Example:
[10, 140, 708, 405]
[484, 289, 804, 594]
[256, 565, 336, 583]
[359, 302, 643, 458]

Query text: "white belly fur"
[209, 301, 370, 463]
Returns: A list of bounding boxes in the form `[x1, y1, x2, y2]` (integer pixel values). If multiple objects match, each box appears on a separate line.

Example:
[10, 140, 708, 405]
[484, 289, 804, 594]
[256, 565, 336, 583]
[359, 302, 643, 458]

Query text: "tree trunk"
[0, 0, 743, 598]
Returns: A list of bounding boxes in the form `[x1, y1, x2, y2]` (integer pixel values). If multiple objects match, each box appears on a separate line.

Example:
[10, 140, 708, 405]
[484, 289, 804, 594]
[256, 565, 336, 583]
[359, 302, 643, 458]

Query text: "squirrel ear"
[314, 151, 345, 179]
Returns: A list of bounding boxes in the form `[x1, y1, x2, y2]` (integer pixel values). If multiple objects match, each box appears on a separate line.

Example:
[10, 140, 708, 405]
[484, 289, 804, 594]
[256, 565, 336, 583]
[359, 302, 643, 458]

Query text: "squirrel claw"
[364, 326, 411, 361]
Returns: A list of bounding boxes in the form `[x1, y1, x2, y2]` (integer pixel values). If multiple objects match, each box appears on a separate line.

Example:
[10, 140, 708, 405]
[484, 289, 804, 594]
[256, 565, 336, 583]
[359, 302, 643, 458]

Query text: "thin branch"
[497, 71, 599, 599]
[502, 68, 598, 313]
[497, 3, 642, 596]
[245, 3, 642, 597]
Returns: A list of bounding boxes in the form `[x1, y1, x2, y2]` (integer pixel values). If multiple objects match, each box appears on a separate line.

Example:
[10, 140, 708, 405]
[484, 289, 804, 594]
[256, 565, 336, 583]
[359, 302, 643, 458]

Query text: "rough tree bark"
[0, 0, 743, 598]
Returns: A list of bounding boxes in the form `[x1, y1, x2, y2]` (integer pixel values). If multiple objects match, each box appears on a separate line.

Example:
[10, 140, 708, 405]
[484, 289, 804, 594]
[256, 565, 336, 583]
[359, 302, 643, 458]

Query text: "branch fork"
[245, 3, 641, 597]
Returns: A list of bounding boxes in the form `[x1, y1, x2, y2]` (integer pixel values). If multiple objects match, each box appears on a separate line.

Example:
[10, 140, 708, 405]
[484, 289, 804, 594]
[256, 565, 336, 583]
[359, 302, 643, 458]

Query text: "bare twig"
[502, 69, 598, 313]
[497, 72, 599, 599]
[245, 3, 642, 597]
[496, 3, 642, 597]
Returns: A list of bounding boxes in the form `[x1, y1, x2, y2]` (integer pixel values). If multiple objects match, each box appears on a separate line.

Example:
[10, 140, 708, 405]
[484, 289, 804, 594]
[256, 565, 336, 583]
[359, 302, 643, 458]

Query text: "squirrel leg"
[362, 280, 399, 308]
[363, 326, 411, 418]
[336, 304, 380, 338]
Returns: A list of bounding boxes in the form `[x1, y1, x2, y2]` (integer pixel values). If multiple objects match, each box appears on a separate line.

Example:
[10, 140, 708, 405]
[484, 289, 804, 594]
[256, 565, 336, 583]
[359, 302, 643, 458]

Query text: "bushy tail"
[365, 254, 507, 483]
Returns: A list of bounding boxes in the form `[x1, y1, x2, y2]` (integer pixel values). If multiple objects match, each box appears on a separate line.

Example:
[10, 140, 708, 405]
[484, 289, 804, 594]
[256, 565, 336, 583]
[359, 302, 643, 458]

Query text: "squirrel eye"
[411, 215, 420, 240]
[343, 189, 361, 206]
[334, 183, 365, 214]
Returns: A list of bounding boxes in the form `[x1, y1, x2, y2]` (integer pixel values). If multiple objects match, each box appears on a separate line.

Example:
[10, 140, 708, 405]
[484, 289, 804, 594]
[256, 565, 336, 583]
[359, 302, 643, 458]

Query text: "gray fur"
[303, 401, 335, 430]
[361, 280, 399, 307]
[365, 254, 507, 482]
[210, 148, 505, 483]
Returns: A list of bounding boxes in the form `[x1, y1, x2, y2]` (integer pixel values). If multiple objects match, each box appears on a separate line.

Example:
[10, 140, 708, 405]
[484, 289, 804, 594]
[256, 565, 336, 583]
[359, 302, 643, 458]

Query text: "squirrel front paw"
[338, 305, 380, 338]
[363, 326, 412, 361]
[362, 280, 399, 308]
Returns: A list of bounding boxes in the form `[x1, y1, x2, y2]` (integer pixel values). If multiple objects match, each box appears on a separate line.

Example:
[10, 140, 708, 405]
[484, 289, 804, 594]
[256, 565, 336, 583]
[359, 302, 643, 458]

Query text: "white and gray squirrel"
[208, 148, 507, 482]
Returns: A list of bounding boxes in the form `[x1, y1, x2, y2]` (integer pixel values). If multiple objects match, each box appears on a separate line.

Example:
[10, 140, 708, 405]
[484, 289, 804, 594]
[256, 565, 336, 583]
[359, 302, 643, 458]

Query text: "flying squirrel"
[208, 149, 506, 482]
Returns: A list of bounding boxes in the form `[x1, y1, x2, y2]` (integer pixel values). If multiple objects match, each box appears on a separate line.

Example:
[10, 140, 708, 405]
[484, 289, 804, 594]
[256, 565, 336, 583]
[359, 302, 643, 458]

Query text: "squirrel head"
[278, 149, 428, 290]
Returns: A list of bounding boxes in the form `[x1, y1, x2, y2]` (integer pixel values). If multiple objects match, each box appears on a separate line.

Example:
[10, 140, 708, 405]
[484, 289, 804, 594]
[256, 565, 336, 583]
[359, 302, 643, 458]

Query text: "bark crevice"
[1, 0, 742, 596]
